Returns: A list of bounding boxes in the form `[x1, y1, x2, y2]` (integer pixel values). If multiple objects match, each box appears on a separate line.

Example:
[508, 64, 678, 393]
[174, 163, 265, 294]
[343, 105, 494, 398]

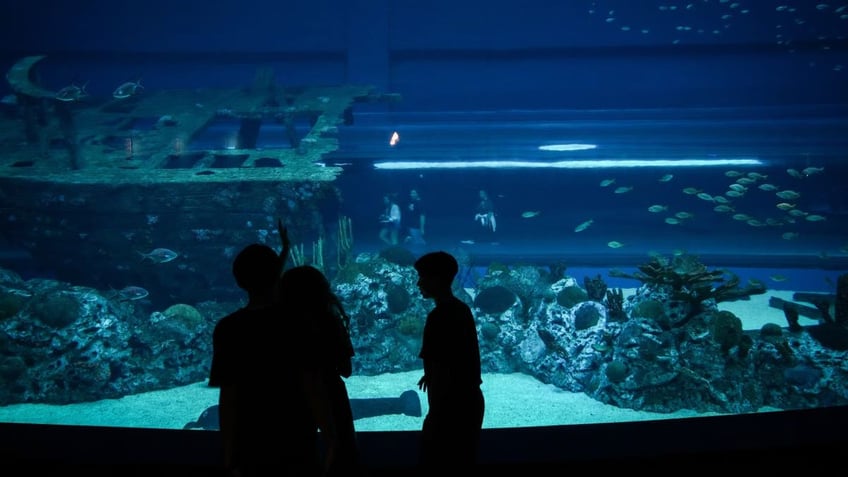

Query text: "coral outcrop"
[610, 253, 767, 324]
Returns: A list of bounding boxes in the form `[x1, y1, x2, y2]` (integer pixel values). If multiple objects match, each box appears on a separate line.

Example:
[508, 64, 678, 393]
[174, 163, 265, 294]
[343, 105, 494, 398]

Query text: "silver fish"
[138, 248, 179, 263]
[113, 79, 144, 99]
[113, 286, 149, 301]
[55, 82, 89, 102]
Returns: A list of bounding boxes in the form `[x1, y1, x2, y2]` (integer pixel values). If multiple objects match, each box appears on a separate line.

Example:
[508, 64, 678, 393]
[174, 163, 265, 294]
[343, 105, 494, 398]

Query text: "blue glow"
[538, 143, 598, 151]
[373, 158, 763, 170]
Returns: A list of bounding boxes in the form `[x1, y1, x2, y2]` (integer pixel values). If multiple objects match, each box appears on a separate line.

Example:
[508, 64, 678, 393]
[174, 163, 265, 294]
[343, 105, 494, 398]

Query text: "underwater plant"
[610, 253, 766, 322]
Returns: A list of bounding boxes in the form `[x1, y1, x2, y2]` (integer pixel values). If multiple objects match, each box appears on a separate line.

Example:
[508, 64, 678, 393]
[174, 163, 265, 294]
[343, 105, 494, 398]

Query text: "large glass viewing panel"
[0, 1, 846, 433]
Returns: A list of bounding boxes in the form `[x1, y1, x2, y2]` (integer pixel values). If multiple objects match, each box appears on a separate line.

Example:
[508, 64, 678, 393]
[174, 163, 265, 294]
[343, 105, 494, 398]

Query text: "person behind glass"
[379, 193, 402, 245]
[474, 189, 496, 234]
[277, 264, 363, 476]
[404, 188, 426, 246]
[209, 221, 342, 476]
[414, 251, 485, 471]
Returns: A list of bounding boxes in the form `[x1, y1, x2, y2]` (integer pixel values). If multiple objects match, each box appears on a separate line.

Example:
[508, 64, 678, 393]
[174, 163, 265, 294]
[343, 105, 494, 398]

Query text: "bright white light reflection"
[538, 143, 597, 151]
[374, 158, 762, 170]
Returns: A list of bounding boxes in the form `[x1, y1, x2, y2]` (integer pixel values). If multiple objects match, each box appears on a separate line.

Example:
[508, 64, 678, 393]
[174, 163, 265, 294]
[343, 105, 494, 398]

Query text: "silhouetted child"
[414, 251, 485, 470]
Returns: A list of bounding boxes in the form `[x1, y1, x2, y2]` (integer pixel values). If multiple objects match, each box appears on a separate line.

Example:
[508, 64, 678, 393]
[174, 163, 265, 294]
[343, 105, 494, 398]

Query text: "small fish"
[782, 232, 799, 240]
[600, 178, 616, 187]
[138, 247, 179, 263]
[682, 187, 701, 195]
[115, 286, 149, 301]
[713, 205, 734, 213]
[729, 184, 747, 192]
[520, 211, 541, 218]
[607, 240, 624, 249]
[460, 239, 475, 245]
[113, 79, 144, 99]
[725, 190, 745, 198]
[802, 166, 824, 176]
[805, 214, 827, 222]
[758, 183, 779, 191]
[786, 168, 804, 179]
[658, 174, 674, 182]
[724, 170, 743, 177]
[664, 217, 680, 225]
[769, 275, 787, 282]
[613, 186, 633, 194]
[55, 81, 89, 102]
[648, 205, 667, 213]
[776, 190, 801, 200]
[776, 203, 795, 211]
[696, 192, 714, 202]
[574, 219, 593, 232]
[674, 211, 694, 219]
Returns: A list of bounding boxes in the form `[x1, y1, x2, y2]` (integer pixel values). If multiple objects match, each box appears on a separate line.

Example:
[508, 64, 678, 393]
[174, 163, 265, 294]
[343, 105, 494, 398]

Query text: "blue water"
[332, 108, 848, 277]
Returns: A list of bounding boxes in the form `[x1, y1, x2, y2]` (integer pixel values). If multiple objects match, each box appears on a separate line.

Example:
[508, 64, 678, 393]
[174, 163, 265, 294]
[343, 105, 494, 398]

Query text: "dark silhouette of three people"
[210, 220, 483, 475]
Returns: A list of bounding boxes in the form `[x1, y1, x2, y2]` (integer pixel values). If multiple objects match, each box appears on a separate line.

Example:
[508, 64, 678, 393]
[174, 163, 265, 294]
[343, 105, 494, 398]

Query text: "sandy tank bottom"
[0, 290, 807, 431]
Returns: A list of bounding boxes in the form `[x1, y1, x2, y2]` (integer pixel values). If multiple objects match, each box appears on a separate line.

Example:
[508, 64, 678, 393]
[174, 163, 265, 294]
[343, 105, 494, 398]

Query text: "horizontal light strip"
[538, 143, 597, 151]
[373, 158, 763, 170]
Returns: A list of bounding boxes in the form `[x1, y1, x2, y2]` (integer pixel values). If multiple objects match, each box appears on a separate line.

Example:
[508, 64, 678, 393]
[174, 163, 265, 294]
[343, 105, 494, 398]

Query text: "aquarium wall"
[0, 0, 846, 434]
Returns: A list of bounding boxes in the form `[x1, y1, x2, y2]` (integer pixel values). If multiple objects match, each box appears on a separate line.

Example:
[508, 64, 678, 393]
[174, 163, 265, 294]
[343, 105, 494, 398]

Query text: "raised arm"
[277, 218, 291, 274]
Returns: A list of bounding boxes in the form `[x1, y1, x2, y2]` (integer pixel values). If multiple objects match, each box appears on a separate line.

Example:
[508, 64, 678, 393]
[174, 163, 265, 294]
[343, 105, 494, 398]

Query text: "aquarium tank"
[0, 0, 846, 435]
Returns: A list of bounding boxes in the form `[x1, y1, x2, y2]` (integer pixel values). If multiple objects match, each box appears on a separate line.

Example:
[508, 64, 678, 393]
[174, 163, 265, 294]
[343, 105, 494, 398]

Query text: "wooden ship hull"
[0, 55, 398, 305]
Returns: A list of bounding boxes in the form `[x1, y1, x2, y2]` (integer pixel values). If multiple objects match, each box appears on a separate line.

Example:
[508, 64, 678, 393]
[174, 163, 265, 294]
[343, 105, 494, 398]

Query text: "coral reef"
[583, 274, 608, 301]
[474, 285, 516, 315]
[29, 291, 80, 328]
[604, 288, 626, 322]
[610, 254, 767, 322]
[556, 285, 588, 308]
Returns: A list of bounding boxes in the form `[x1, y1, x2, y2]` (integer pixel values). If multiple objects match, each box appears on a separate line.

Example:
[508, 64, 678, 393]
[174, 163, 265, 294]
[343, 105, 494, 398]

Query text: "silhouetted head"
[414, 251, 458, 287]
[278, 265, 331, 304]
[232, 244, 281, 294]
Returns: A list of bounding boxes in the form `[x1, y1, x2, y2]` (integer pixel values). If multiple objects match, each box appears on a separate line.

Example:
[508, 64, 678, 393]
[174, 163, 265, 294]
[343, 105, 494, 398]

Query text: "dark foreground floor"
[5, 406, 847, 475]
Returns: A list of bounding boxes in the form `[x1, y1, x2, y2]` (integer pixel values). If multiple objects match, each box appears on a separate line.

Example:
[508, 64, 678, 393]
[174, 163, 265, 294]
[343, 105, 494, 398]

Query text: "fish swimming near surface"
[574, 219, 593, 232]
[658, 174, 674, 182]
[138, 247, 179, 263]
[55, 81, 89, 102]
[113, 79, 144, 99]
